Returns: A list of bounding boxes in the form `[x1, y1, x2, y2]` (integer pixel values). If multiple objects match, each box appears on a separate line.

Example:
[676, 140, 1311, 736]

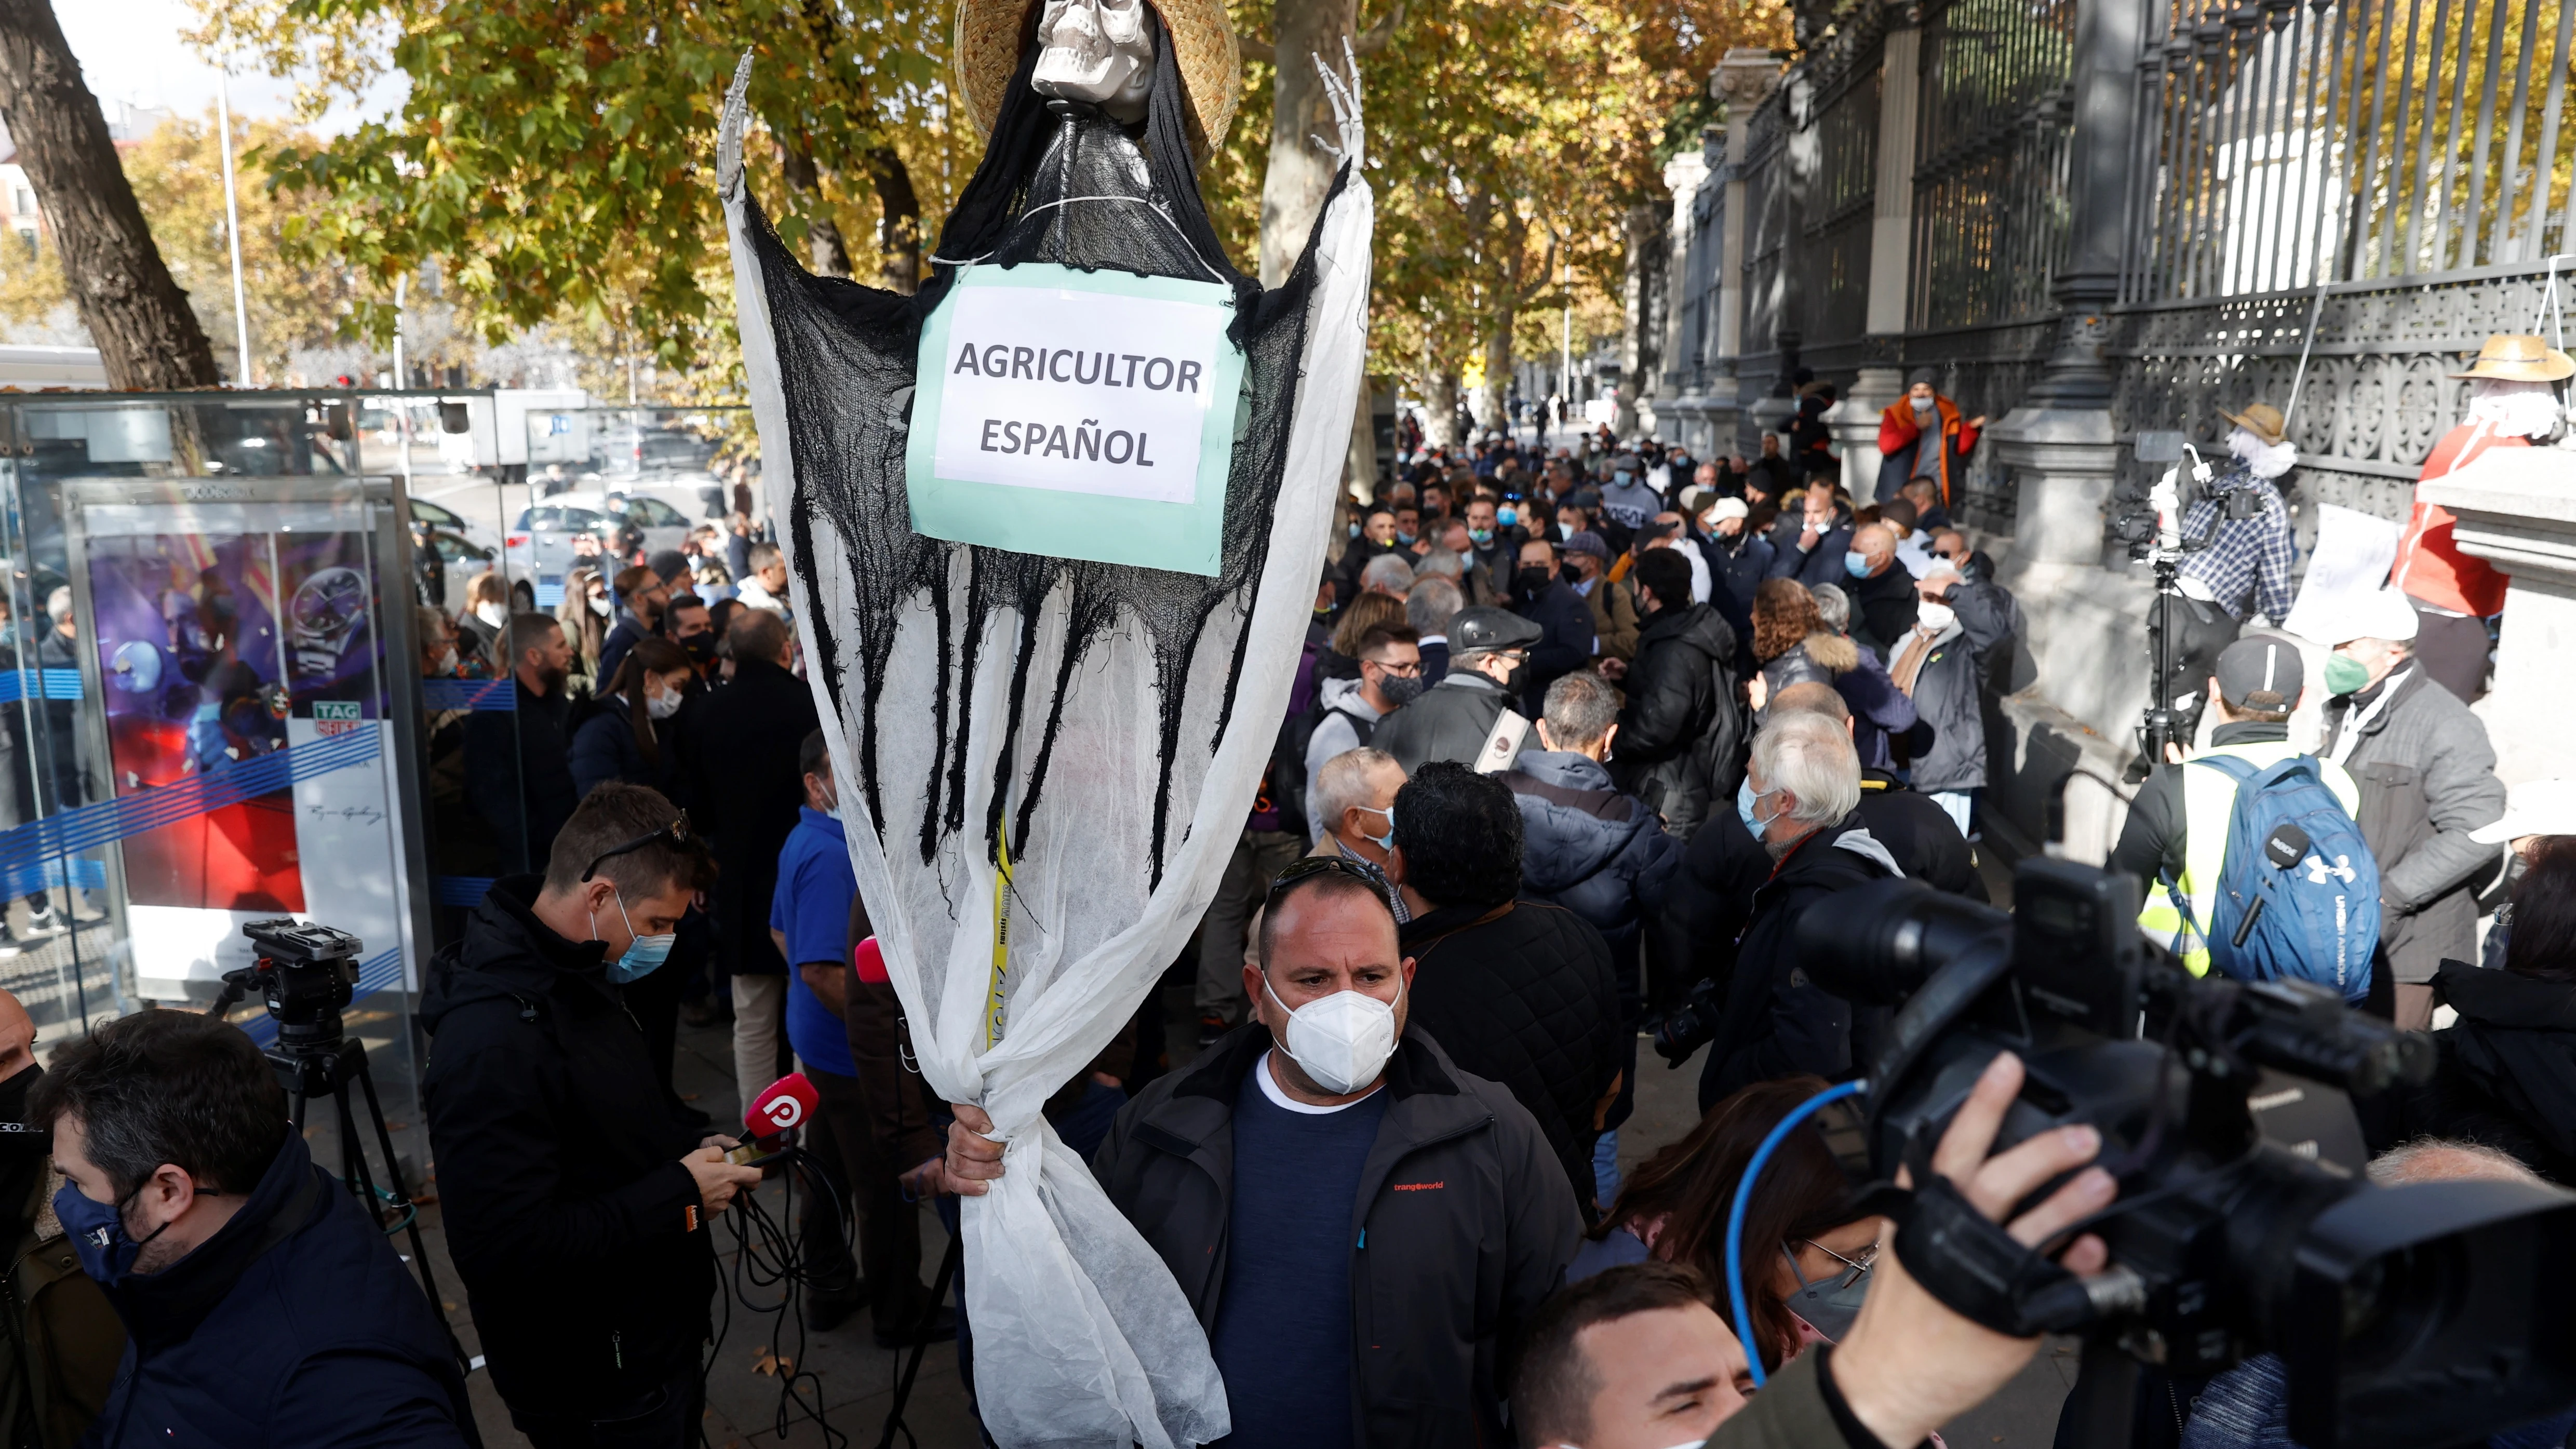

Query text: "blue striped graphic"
[237, 945, 407, 1049]
[0, 728, 383, 876]
[0, 670, 83, 703]
[535, 582, 565, 608]
[432, 875, 494, 907]
[421, 678, 514, 712]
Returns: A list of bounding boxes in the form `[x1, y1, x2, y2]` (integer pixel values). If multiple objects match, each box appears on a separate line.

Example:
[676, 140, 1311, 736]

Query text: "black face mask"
[680, 632, 718, 665]
[1514, 566, 1555, 597]
[0, 1064, 37, 1125]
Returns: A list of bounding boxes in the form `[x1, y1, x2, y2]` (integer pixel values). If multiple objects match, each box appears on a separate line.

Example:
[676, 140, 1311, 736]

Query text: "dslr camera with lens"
[1799, 858, 2576, 1449]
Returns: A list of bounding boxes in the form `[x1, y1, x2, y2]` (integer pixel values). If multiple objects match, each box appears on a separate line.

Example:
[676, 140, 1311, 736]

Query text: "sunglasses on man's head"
[582, 811, 708, 883]
[1265, 854, 1397, 912]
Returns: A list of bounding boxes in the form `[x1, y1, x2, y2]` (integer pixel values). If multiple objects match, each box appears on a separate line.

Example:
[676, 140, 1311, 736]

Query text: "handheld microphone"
[726, 1072, 820, 1168]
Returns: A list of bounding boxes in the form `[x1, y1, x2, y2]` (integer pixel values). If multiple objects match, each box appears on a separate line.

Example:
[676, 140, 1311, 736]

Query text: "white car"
[502, 491, 695, 606]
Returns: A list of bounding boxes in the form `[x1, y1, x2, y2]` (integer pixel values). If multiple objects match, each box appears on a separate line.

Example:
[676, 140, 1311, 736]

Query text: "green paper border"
[905, 264, 1245, 577]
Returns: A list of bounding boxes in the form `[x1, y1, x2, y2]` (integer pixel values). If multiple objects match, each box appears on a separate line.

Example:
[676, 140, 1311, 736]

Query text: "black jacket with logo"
[421, 877, 713, 1417]
[1092, 1027, 1577, 1448]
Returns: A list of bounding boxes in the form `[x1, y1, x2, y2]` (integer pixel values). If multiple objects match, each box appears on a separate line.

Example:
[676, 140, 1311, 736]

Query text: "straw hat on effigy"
[951, 0, 1242, 164]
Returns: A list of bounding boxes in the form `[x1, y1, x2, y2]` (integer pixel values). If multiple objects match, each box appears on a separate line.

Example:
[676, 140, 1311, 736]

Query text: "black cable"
[705, 1149, 852, 1449]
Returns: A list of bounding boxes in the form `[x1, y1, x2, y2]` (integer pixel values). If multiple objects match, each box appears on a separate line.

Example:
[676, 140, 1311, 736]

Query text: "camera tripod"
[208, 922, 466, 1372]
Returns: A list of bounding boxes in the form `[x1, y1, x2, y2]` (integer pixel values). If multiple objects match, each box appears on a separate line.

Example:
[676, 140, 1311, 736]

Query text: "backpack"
[2183, 753, 2380, 1002]
[1267, 645, 1373, 841]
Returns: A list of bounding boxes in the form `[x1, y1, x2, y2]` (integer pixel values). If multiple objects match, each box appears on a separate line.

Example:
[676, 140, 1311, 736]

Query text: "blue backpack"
[2186, 754, 2379, 1002]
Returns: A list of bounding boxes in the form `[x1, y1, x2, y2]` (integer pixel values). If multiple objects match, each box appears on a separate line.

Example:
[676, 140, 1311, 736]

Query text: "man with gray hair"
[1506, 670, 1680, 1204]
[1359, 552, 1415, 601]
[1406, 574, 1464, 683]
[1698, 712, 1901, 1109]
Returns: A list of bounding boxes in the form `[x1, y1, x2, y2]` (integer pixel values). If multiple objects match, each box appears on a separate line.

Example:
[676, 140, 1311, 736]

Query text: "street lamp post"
[214, 57, 252, 386]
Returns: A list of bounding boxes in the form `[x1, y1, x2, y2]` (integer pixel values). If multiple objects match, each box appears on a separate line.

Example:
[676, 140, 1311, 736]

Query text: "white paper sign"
[929, 284, 1231, 506]
[2282, 503, 2404, 644]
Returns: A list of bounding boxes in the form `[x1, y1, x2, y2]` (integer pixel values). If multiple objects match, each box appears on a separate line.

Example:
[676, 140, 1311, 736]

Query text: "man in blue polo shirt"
[769, 730, 896, 1338]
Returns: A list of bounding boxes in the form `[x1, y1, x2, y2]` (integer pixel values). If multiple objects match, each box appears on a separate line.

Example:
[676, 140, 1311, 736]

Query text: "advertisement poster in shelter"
[67, 481, 413, 999]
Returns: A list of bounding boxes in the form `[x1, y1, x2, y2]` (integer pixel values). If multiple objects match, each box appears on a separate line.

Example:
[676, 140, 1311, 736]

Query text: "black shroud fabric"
[739, 18, 1338, 887]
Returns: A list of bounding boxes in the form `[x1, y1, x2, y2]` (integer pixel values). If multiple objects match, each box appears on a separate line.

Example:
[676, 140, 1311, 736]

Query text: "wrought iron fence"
[1688, 0, 2567, 523]
[2128, 0, 2576, 303]
[1910, 0, 2079, 328]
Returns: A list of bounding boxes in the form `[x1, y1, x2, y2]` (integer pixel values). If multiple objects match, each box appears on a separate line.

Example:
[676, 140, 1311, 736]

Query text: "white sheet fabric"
[718, 55, 1375, 1449]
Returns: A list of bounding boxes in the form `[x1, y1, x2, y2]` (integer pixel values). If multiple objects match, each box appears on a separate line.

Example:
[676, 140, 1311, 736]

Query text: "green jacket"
[1711, 1349, 1884, 1449]
[0, 1168, 123, 1448]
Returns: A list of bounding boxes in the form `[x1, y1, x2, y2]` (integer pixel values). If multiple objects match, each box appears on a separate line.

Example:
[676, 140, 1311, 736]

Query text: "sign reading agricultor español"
[905, 263, 1247, 576]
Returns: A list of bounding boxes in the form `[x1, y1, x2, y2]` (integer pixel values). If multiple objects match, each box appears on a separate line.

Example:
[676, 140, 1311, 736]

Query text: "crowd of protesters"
[35, 356, 2514, 1433]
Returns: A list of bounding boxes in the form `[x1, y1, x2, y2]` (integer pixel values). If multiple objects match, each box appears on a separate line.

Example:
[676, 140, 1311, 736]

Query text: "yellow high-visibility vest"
[2135, 741, 2361, 976]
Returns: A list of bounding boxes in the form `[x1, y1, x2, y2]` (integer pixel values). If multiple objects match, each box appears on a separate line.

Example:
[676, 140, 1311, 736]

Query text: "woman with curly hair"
[1750, 578, 1857, 725]
[1572, 1075, 1882, 1371]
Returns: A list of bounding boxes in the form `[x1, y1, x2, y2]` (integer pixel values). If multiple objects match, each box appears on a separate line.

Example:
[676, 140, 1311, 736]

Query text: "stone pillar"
[2419, 447, 2576, 785]
[1711, 49, 1779, 456]
[1983, 0, 2148, 542]
[1829, 11, 1923, 501]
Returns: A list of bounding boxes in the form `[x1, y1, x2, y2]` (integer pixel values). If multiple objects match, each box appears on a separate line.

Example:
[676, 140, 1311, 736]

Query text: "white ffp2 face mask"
[1265, 975, 1402, 1095]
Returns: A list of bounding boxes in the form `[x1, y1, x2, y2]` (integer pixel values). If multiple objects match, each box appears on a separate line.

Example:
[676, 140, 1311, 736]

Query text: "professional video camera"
[1795, 858, 2576, 1449]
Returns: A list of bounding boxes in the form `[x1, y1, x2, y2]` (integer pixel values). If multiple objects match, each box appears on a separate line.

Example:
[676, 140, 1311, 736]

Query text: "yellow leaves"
[752, 1346, 793, 1376]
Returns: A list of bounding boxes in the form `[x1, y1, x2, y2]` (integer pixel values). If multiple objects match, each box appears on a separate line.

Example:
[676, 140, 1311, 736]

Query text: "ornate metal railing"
[1911, 0, 2079, 328]
[1680, 0, 2566, 527]
[2127, 0, 2575, 303]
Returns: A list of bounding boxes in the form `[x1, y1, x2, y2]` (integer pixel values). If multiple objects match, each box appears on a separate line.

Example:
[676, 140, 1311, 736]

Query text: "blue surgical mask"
[1348, 522, 1362, 539]
[55, 1182, 177, 1284]
[1737, 777, 1781, 838]
[1396, 530, 1416, 545]
[593, 886, 677, 984]
[1354, 806, 1396, 855]
[1844, 550, 1872, 578]
[1496, 508, 1518, 528]
[1469, 527, 1495, 546]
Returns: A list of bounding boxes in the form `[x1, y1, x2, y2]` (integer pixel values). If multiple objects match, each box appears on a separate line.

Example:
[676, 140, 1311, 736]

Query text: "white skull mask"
[1031, 0, 1157, 124]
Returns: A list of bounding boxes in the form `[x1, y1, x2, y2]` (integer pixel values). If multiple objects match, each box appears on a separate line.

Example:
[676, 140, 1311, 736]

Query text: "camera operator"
[0, 989, 119, 1447]
[2151, 405, 2297, 751]
[423, 782, 756, 1447]
[29, 1010, 474, 1447]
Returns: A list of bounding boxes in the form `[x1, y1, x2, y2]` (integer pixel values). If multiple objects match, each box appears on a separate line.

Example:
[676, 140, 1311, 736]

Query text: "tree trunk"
[862, 146, 921, 295]
[1424, 371, 1461, 447]
[776, 142, 853, 278]
[0, 0, 218, 390]
[1257, 0, 1360, 288]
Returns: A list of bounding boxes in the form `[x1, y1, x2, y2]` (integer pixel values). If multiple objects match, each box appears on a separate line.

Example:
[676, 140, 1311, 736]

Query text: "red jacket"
[2390, 421, 2524, 617]
[1877, 398, 1980, 506]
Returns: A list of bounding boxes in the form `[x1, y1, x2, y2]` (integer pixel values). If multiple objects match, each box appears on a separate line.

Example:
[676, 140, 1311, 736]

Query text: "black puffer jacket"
[1401, 898, 1624, 1211]
[1092, 1027, 1576, 1448]
[1506, 751, 1684, 967]
[1612, 601, 1745, 842]
[421, 878, 714, 1418]
[1698, 813, 1901, 1110]
[2387, 961, 2576, 1184]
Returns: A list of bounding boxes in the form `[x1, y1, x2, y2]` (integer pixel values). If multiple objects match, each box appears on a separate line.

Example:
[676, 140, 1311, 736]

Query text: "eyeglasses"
[1365, 657, 1423, 677]
[1264, 853, 1398, 913]
[1794, 1238, 1878, 1289]
[581, 810, 708, 883]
